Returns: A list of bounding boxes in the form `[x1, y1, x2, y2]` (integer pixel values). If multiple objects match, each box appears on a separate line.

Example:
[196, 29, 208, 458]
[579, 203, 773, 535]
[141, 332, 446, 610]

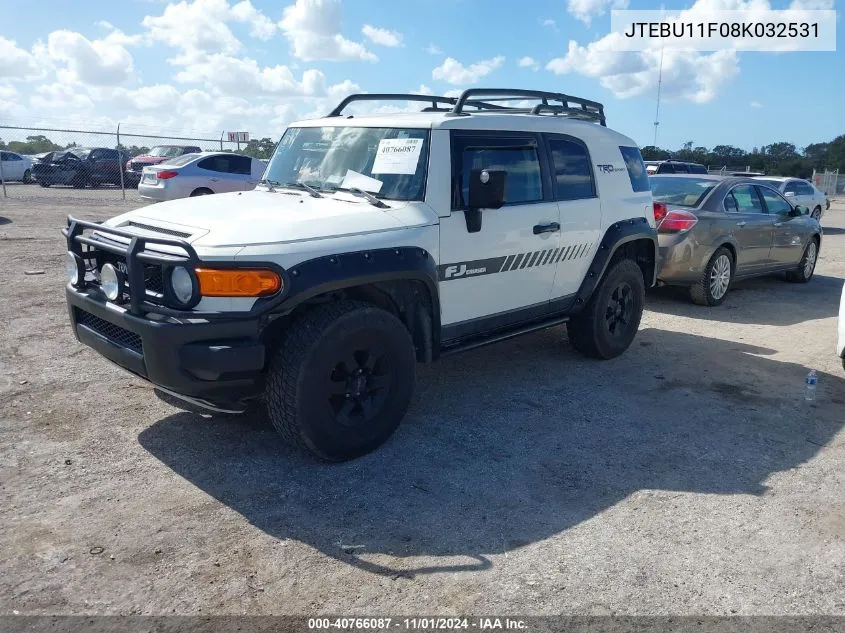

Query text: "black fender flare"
[264, 246, 441, 357]
[570, 217, 658, 314]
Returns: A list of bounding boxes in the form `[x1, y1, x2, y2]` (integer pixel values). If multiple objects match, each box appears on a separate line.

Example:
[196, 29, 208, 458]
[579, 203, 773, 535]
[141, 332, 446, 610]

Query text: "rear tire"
[190, 188, 213, 196]
[689, 247, 733, 306]
[568, 258, 645, 360]
[786, 238, 818, 283]
[266, 301, 416, 461]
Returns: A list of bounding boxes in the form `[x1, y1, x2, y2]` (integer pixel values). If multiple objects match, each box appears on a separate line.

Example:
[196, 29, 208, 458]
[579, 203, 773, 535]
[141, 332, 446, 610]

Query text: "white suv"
[63, 88, 657, 461]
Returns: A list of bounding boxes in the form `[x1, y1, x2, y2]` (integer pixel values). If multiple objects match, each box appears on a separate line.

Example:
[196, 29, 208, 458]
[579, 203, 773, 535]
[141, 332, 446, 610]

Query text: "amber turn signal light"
[194, 268, 282, 297]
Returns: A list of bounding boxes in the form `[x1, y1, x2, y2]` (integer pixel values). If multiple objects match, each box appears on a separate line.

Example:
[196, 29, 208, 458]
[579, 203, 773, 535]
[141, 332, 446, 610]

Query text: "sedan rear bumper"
[656, 231, 710, 285]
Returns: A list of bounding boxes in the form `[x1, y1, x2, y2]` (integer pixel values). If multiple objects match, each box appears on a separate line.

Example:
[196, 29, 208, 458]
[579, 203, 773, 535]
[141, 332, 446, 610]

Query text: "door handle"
[533, 222, 560, 235]
[735, 221, 746, 227]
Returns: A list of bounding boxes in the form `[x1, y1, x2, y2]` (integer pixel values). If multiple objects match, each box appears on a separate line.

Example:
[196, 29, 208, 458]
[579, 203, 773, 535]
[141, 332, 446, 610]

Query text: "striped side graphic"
[438, 241, 597, 281]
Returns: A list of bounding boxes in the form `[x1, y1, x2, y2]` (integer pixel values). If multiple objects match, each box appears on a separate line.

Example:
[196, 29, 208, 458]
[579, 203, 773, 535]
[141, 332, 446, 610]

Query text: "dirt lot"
[1, 189, 844, 616]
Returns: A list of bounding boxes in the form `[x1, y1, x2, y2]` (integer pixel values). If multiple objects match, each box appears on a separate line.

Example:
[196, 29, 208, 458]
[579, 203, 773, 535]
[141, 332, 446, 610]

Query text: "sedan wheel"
[786, 239, 818, 283]
[690, 246, 734, 306]
[812, 207, 822, 221]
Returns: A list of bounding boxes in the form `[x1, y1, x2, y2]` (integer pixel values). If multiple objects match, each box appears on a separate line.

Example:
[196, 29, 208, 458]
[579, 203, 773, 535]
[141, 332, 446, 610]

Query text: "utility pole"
[653, 45, 664, 147]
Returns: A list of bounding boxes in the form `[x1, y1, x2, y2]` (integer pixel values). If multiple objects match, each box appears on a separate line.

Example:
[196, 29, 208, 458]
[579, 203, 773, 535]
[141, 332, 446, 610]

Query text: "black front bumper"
[66, 285, 267, 405]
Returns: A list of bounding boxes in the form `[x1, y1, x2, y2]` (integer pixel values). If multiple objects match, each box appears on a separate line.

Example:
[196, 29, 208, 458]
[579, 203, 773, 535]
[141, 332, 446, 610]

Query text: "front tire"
[689, 247, 733, 306]
[812, 206, 822, 221]
[786, 238, 818, 283]
[568, 258, 645, 360]
[22, 169, 33, 184]
[266, 301, 416, 461]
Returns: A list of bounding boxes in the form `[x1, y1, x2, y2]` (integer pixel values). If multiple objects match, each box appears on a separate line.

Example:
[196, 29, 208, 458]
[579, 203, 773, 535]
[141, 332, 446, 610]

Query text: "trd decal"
[438, 242, 597, 282]
[596, 164, 626, 174]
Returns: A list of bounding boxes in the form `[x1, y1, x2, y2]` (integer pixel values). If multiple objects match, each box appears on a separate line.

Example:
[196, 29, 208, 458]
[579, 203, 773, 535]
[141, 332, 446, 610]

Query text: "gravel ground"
[1, 190, 844, 616]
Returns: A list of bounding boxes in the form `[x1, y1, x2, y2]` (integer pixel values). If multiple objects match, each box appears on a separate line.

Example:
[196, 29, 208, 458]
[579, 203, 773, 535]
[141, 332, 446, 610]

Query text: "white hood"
[106, 190, 426, 248]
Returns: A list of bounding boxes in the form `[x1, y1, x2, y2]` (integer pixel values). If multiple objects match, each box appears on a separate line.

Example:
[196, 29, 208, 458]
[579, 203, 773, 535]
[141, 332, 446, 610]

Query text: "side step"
[440, 316, 569, 357]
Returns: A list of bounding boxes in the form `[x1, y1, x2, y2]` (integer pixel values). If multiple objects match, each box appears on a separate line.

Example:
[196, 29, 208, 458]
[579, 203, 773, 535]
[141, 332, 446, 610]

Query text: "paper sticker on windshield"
[371, 138, 423, 175]
[341, 169, 384, 193]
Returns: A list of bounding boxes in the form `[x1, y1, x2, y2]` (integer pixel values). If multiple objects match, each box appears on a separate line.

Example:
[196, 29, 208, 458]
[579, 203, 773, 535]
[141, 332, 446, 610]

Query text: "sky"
[0, 0, 843, 152]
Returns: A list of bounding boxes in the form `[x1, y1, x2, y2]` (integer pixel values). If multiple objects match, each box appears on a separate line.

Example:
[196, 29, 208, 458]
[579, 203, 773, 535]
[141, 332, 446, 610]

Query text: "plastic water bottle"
[805, 369, 818, 401]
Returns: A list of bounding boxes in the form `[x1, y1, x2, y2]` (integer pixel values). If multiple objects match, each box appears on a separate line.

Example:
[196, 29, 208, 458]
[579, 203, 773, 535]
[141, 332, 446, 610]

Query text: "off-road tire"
[567, 258, 645, 360]
[786, 238, 819, 283]
[266, 300, 416, 462]
[689, 246, 734, 306]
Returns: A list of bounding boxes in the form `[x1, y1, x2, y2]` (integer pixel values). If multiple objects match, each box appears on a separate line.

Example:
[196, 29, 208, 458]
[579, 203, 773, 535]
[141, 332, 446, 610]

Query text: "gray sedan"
[650, 175, 822, 306]
[138, 152, 265, 201]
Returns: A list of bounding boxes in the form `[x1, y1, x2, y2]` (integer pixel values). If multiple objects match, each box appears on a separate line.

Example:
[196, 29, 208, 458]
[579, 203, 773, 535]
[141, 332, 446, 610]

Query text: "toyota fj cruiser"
[63, 88, 657, 461]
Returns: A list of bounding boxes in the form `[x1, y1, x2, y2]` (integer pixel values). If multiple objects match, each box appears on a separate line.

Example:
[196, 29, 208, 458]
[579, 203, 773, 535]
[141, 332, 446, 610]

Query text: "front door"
[723, 184, 774, 273]
[439, 132, 561, 334]
[759, 185, 806, 266]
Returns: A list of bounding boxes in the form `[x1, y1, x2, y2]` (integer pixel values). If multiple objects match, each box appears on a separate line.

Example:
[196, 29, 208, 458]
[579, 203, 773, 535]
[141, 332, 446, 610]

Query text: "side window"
[690, 163, 707, 174]
[548, 137, 595, 201]
[618, 146, 650, 192]
[0, 152, 8, 161]
[673, 163, 690, 173]
[230, 155, 252, 175]
[657, 162, 674, 174]
[797, 182, 814, 196]
[89, 149, 103, 161]
[758, 186, 793, 214]
[783, 181, 798, 195]
[7, 153, 21, 161]
[454, 138, 543, 208]
[198, 155, 233, 174]
[725, 185, 765, 213]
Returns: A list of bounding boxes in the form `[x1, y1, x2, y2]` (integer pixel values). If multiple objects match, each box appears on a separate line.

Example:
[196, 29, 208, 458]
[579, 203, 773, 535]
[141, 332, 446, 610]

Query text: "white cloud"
[31, 82, 95, 109]
[750, 100, 762, 108]
[230, 0, 277, 40]
[542, 19, 559, 32]
[112, 84, 184, 110]
[0, 36, 39, 79]
[327, 79, 362, 100]
[567, 0, 629, 26]
[432, 56, 505, 85]
[518, 56, 540, 71]
[174, 54, 328, 96]
[425, 43, 443, 55]
[788, 0, 833, 8]
[361, 25, 403, 47]
[95, 21, 115, 30]
[280, 0, 377, 62]
[414, 84, 433, 95]
[47, 31, 135, 86]
[142, 0, 243, 63]
[547, 36, 738, 103]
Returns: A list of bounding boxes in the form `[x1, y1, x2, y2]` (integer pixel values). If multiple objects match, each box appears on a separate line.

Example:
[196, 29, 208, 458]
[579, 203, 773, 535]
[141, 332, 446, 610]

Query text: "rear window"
[649, 176, 717, 208]
[161, 153, 201, 167]
[619, 146, 650, 192]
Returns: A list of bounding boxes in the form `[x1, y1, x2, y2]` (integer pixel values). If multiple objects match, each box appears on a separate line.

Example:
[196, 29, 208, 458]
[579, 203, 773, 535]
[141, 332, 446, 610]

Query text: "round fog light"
[100, 263, 121, 301]
[170, 266, 195, 305]
[66, 252, 81, 285]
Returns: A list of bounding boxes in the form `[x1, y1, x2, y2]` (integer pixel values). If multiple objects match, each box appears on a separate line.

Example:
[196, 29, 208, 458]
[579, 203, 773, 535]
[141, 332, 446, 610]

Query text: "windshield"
[70, 148, 91, 159]
[649, 176, 718, 207]
[263, 126, 430, 201]
[148, 146, 184, 158]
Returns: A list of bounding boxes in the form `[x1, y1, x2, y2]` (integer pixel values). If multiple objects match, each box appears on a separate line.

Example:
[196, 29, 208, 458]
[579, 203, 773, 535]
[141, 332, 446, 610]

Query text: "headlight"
[169, 266, 196, 306]
[100, 263, 122, 301]
[66, 252, 82, 285]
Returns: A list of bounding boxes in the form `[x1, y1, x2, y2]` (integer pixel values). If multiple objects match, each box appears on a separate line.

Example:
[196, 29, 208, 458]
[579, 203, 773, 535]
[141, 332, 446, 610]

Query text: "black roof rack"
[326, 89, 606, 125]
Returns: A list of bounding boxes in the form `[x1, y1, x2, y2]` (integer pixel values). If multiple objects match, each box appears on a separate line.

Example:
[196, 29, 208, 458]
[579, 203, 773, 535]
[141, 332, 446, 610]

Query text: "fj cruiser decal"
[438, 242, 597, 282]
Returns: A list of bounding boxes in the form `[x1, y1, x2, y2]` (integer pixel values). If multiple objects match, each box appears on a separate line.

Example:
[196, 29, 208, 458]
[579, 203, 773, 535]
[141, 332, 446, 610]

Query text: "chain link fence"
[812, 168, 844, 199]
[0, 124, 276, 204]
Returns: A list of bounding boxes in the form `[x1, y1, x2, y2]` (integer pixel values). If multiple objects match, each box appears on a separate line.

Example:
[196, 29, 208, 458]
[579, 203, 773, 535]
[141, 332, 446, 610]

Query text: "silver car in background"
[138, 152, 265, 201]
[752, 176, 829, 220]
[651, 175, 822, 306]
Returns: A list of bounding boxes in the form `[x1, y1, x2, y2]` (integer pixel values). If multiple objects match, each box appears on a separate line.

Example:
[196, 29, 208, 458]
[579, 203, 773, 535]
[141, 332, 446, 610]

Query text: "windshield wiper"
[327, 186, 389, 209]
[257, 178, 278, 192]
[280, 181, 322, 198]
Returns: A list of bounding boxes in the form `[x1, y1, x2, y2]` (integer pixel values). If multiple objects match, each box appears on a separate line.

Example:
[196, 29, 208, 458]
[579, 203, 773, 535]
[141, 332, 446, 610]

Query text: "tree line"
[3, 133, 843, 176]
[641, 134, 845, 177]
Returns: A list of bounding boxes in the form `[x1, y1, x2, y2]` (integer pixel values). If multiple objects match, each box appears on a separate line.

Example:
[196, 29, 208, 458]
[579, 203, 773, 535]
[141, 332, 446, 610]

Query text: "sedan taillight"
[157, 170, 179, 180]
[658, 210, 698, 233]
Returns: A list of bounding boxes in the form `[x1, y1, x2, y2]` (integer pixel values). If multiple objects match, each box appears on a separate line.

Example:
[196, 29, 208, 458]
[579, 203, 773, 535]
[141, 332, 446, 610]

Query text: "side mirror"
[792, 205, 809, 217]
[465, 169, 506, 233]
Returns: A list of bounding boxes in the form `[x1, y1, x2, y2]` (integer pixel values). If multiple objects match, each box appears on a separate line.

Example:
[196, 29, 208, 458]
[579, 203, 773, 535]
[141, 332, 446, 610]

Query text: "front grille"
[144, 265, 164, 294]
[126, 221, 191, 239]
[77, 311, 143, 353]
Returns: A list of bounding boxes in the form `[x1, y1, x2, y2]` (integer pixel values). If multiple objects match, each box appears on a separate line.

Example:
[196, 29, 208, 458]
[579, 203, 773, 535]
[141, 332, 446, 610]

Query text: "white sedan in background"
[753, 176, 829, 221]
[138, 152, 265, 201]
[0, 151, 35, 183]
